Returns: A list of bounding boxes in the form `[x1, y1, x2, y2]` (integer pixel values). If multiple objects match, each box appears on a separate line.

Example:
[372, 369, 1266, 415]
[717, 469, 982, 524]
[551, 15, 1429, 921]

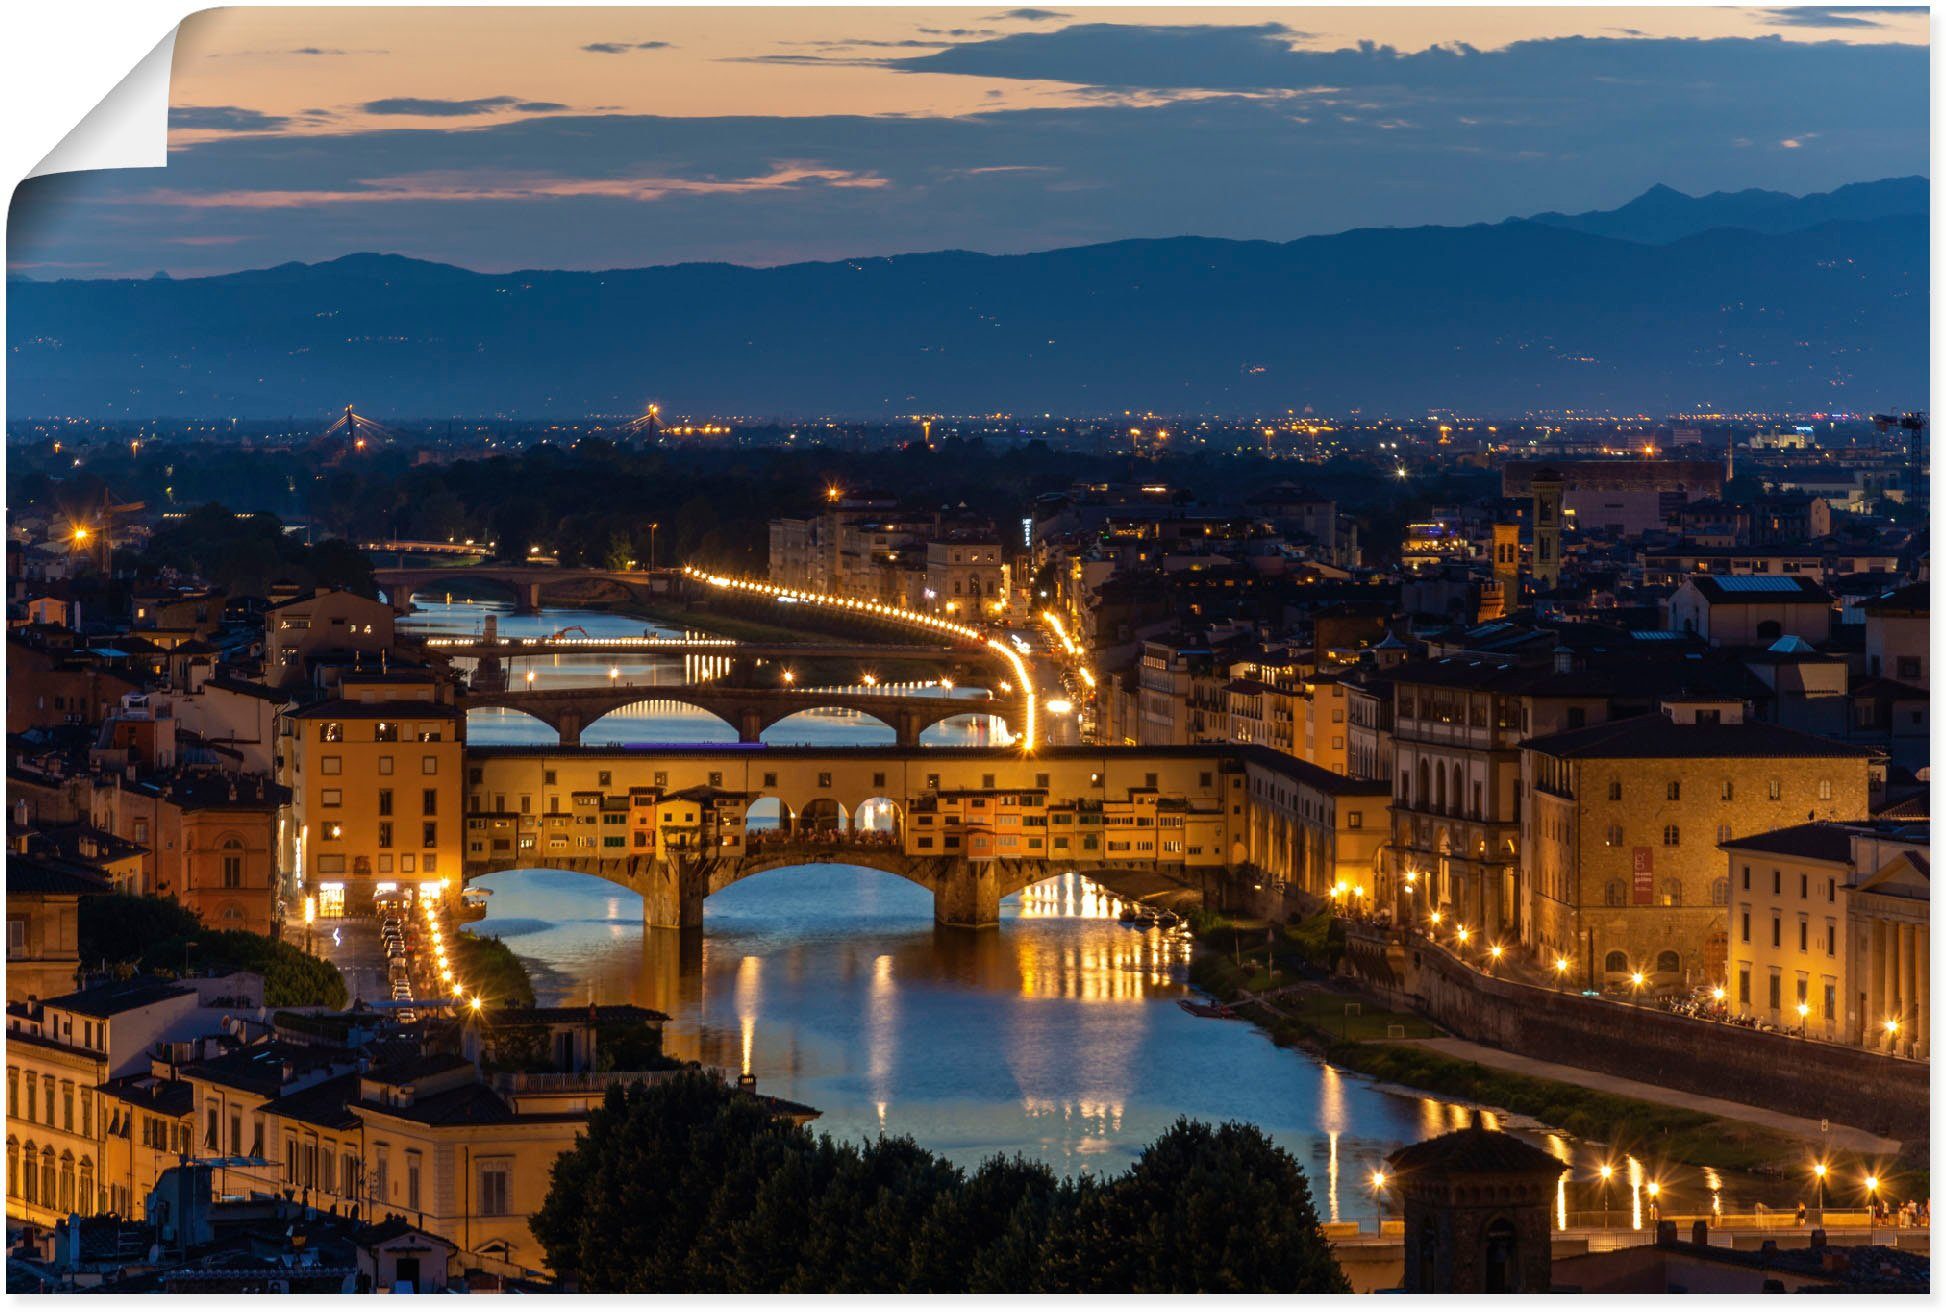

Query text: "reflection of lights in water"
[1327, 1130, 1341, 1223]
[1319, 1063, 1347, 1136]
[1013, 875, 1191, 1001]
[868, 953, 896, 1115]
[1545, 1134, 1573, 1231]
[735, 954, 761, 1076]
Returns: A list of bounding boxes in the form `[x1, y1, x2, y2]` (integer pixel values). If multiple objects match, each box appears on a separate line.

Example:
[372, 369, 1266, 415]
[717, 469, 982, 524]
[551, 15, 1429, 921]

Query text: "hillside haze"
[6, 180, 1928, 418]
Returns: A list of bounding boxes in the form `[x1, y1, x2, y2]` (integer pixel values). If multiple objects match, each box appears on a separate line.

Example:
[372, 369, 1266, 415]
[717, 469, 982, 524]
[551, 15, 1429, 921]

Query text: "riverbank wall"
[1347, 929, 1930, 1141]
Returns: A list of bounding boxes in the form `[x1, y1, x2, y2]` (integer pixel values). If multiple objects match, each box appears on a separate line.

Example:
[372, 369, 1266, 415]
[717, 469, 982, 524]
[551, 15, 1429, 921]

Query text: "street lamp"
[1813, 1161, 1828, 1220]
[1797, 1001, 1810, 1036]
[1598, 1163, 1614, 1229]
[1629, 970, 1647, 1000]
[1370, 1170, 1388, 1230]
[1488, 944, 1504, 971]
[1646, 1180, 1661, 1225]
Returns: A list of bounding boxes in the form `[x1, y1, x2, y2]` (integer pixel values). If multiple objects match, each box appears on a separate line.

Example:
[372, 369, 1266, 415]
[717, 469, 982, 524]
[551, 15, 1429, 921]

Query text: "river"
[402, 588, 1797, 1225]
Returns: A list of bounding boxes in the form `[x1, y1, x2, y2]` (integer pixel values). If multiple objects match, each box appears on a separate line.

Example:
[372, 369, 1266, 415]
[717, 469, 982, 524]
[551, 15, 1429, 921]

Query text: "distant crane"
[1871, 412, 1928, 508]
[55, 485, 146, 574]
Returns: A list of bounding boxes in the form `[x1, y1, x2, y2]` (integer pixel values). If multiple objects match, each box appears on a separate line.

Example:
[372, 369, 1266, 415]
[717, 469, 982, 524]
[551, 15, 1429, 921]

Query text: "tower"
[1491, 522, 1520, 598]
[1387, 1121, 1565, 1294]
[1530, 468, 1564, 589]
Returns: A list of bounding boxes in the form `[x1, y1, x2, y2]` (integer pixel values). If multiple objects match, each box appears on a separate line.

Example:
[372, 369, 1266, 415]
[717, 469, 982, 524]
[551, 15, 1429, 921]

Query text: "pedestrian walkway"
[1391, 1037, 1901, 1154]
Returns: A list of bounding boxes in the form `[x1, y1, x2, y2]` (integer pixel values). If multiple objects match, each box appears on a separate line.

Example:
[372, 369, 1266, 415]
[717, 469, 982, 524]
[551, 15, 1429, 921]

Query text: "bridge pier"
[515, 581, 543, 614]
[643, 855, 710, 929]
[934, 860, 1000, 928]
[555, 712, 585, 747]
[738, 710, 765, 744]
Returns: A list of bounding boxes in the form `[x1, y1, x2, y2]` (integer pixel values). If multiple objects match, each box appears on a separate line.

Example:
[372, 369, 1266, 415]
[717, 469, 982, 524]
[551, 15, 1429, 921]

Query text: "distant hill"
[1520, 176, 1928, 245]
[5, 182, 1927, 418]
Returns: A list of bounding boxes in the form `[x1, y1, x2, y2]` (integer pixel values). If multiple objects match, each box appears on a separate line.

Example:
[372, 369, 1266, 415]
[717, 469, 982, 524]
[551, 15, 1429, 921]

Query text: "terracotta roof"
[1386, 1125, 1567, 1178]
[1719, 823, 1860, 864]
[1522, 713, 1874, 761]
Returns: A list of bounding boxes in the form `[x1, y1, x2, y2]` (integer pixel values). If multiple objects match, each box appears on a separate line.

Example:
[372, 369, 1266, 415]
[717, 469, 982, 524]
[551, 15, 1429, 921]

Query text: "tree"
[533, 1075, 1347, 1293]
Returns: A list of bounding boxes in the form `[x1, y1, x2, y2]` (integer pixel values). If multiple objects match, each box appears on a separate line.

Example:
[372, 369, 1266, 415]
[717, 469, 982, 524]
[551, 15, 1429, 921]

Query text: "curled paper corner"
[28, 26, 180, 181]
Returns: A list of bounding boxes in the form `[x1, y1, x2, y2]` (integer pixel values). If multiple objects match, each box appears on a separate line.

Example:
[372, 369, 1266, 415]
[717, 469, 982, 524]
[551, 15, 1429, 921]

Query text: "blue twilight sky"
[6, 5, 1931, 277]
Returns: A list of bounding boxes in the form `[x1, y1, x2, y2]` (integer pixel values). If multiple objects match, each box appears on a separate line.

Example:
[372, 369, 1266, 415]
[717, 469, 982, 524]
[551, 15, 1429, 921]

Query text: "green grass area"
[1332, 1043, 1825, 1178]
[1180, 906, 1896, 1182]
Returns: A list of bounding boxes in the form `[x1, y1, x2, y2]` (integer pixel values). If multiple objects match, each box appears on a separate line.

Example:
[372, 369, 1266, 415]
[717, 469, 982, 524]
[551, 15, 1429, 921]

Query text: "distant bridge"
[424, 635, 987, 666]
[375, 563, 689, 613]
[459, 682, 1023, 747]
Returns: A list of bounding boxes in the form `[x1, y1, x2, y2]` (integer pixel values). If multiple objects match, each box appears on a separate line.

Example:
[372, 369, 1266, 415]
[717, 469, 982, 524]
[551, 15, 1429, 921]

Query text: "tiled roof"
[1719, 823, 1860, 864]
[1522, 713, 1874, 761]
[1385, 1125, 1566, 1178]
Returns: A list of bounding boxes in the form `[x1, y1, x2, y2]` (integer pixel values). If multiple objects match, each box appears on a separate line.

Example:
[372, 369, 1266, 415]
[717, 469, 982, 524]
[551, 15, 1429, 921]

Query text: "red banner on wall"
[1632, 847, 1654, 905]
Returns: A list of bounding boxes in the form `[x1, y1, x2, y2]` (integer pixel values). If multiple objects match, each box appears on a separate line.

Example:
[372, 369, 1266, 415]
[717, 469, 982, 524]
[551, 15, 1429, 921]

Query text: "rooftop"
[1522, 713, 1875, 761]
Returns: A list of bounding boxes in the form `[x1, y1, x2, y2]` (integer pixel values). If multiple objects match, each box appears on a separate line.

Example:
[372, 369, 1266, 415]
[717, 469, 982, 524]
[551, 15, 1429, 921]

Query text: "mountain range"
[5, 178, 1927, 419]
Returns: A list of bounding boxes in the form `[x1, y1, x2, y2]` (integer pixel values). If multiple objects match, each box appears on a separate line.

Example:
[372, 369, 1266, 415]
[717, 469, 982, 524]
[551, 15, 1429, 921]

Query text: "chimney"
[1690, 1220, 1709, 1247]
[1655, 1220, 1677, 1247]
[1810, 1228, 1828, 1251]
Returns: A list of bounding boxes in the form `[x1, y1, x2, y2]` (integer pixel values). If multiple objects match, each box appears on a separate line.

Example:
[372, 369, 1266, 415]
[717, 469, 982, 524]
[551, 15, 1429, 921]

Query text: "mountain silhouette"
[1519, 176, 1927, 245]
[6, 180, 1927, 419]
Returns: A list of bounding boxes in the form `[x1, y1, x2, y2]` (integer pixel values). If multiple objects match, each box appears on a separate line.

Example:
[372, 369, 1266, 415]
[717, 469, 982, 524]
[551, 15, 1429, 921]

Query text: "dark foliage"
[532, 1071, 1347, 1293]
[77, 894, 346, 1007]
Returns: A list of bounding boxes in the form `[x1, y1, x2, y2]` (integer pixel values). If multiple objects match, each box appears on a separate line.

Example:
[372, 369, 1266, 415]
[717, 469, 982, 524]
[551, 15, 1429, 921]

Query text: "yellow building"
[283, 688, 464, 915]
[6, 977, 250, 1226]
[1522, 706, 1876, 993]
[1723, 820, 1929, 1056]
[263, 588, 399, 689]
[6, 857, 108, 1004]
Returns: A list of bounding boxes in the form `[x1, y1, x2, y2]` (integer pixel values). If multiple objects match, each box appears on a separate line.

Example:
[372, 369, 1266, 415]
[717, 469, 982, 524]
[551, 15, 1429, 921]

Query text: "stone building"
[1386, 1121, 1566, 1294]
[1521, 704, 1876, 993]
[1722, 820, 1928, 1055]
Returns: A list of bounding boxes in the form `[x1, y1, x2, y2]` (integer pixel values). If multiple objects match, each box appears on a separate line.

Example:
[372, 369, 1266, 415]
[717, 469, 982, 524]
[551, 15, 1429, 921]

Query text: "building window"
[479, 1161, 512, 1216]
[222, 854, 242, 889]
[1740, 911, 1750, 943]
[1666, 781, 1680, 801]
[321, 755, 342, 775]
[1738, 967, 1750, 1005]
[378, 755, 395, 776]
[1604, 880, 1626, 907]
[422, 823, 438, 848]
[1767, 778, 1782, 800]
[1607, 780, 1621, 801]
[1603, 950, 1628, 973]
[422, 755, 439, 775]
[1662, 824, 1680, 847]
[1710, 878, 1728, 906]
[1817, 779, 1832, 801]
[1721, 780, 1734, 801]
[422, 788, 439, 815]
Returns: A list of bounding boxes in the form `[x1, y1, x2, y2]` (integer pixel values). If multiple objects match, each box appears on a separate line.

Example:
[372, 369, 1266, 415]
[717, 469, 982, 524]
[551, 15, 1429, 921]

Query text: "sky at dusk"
[6, 5, 1932, 277]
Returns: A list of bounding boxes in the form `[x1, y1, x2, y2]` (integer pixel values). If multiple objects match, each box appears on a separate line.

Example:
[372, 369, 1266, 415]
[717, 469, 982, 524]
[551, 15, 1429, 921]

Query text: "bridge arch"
[758, 706, 897, 747]
[917, 708, 1017, 748]
[583, 696, 740, 747]
[386, 572, 524, 610]
[463, 704, 562, 746]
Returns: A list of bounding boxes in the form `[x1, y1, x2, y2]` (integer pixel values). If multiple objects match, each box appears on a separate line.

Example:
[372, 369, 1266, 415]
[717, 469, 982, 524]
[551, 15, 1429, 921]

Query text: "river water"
[403, 589, 1796, 1224]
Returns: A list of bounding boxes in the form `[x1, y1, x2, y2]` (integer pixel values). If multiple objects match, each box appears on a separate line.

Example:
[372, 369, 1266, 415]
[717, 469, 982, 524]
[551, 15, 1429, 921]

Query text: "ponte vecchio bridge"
[462, 743, 1384, 928]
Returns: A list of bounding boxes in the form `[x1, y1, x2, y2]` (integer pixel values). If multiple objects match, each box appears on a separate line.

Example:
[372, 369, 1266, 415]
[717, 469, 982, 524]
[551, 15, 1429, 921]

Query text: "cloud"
[1756, 6, 1913, 28]
[582, 40, 674, 54]
[986, 8, 1071, 20]
[15, 34, 1926, 278]
[132, 164, 888, 208]
[169, 105, 292, 132]
[359, 96, 570, 117]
